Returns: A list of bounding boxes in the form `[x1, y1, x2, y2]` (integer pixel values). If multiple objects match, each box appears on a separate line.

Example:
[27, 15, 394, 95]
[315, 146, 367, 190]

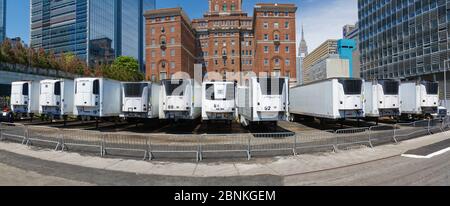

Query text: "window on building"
[160, 36, 166, 45]
[171, 50, 175, 56]
[170, 62, 175, 69]
[151, 50, 155, 57]
[274, 58, 280, 66]
[223, 4, 227, 12]
[215, 60, 218, 65]
[151, 39, 156, 46]
[231, 59, 235, 64]
[151, 28, 155, 34]
[231, 4, 235, 11]
[274, 34, 280, 40]
[170, 26, 175, 33]
[161, 50, 166, 56]
[222, 48, 227, 56]
[151, 63, 156, 71]
[264, 34, 269, 40]
[285, 34, 289, 40]
[214, 50, 218, 56]
[170, 16, 175, 21]
[264, 46, 269, 53]
[249, 41, 252, 46]
[264, 22, 268, 29]
[274, 12, 279, 16]
[285, 46, 289, 53]
[275, 45, 280, 53]
[215, 4, 219, 11]
[274, 23, 279, 29]
[264, 59, 269, 65]
[285, 21, 289, 28]
[231, 40, 235, 46]
[285, 59, 290, 66]
[171, 38, 175, 44]
[232, 50, 235, 55]
[263, 12, 268, 16]
[160, 72, 167, 80]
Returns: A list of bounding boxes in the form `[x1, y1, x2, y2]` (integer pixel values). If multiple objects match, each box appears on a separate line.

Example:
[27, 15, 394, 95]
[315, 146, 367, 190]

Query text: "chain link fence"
[1, 118, 449, 162]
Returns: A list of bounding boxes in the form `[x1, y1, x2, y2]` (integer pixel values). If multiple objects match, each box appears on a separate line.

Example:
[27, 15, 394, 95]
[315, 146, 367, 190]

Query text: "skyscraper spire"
[301, 24, 305, 41]
[298, 24, 308, 57]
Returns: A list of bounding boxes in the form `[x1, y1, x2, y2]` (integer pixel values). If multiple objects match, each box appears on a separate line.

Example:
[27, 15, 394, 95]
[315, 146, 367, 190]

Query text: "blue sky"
[5, 0, 357, 52]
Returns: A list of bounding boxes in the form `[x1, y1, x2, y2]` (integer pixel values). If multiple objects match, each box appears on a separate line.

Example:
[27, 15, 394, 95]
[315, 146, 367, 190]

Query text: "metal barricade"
[0, 122, 27, 144]
[148, 134, 201, 162]
[102, 132, 149, 160]
[394, 120, 430, 142]
[368, 125, 396, 145]
[249, 132, 296, 156]
[60, 129, 104, 156]
[429, 118, 445, 133]
[335, 127, 372, 149]
[295, 130, 337, 154]
[26, 126, 61, 150]
[199, 134, 251, 161]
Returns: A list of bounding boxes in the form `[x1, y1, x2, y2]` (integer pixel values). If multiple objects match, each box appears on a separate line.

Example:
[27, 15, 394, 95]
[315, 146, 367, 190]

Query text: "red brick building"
[144, 1, 297, 83]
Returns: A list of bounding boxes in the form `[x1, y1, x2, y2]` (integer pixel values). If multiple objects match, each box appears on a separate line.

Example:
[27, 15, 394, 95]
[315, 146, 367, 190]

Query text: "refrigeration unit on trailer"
[10, 81, 40, 118]
[39, 79, 74, 119]
[202, 81, 236, 122]
[237, 77, 289, 127]
[399, 81, 439, 117]
[363, 80, 400, 118]
[159, 79, 201, 120]
[120, 82, 160, 119]
[73, 78, 121, 119]
[289, 78, 365, 120]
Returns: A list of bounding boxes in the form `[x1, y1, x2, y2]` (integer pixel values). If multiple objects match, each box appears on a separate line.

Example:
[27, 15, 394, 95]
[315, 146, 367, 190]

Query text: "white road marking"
[401, 147, 450, 159]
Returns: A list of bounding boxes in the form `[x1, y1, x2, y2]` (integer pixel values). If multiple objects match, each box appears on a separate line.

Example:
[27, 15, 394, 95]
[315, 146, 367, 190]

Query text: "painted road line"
[401, 147, 450, 159]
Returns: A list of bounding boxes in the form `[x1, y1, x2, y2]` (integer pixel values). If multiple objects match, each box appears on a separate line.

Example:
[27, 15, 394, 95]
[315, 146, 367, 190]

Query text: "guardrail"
[1, 118, 449, 162]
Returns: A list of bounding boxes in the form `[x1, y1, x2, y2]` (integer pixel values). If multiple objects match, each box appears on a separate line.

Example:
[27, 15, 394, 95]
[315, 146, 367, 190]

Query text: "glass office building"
[30, 0, 155, 70]
[0, 0, 6, 42]
[358, 0, 449, 99]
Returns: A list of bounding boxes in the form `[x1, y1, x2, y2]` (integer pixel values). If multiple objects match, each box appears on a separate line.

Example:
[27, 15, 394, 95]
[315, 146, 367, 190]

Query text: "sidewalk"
[0, 131, 448, 178]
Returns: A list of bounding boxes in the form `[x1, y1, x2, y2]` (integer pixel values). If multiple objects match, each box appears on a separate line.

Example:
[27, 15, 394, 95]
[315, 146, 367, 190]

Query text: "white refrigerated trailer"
[120, 82, 160, 119]
[159, 79, 201, 120]
[201, 81, 236, 122]
[399, 81, 440, 118]
[73, 77, 121, 119]
[363, 80, 400, 118]
[39, 79, 74, 119]
[289, 78, 365, 120]
[10, 81, 40, 118]
[237, 77, 289, 127]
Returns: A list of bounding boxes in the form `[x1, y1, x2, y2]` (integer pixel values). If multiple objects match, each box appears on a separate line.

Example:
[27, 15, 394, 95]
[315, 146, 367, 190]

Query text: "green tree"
[0, 40, 14, 63]
[102, 56, 144, 81]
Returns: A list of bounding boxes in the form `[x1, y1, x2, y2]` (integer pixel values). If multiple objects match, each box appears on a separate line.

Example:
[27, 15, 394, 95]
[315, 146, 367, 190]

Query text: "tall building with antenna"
[296, 24, 308, 85]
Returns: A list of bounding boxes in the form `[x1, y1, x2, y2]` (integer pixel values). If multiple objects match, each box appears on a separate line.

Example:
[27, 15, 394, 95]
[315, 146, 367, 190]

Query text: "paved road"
[285, 152, 450, 186]
[0, 150, 283, 186]
[1, 146, 449, 186]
